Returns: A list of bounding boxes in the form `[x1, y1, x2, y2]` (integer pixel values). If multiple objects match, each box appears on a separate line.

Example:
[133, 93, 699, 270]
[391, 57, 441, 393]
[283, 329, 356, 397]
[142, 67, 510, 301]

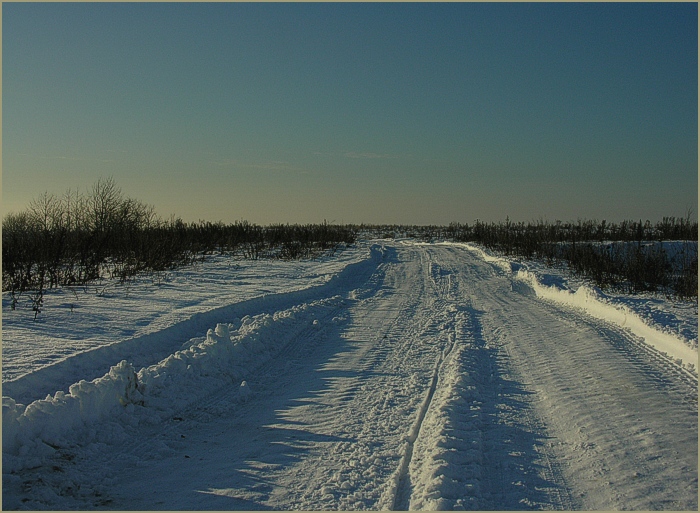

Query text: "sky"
[2, 2, 698, 225]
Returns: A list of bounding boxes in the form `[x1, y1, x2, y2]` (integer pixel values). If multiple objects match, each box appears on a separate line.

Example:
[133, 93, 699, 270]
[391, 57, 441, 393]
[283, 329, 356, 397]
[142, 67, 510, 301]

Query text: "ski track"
[3, 242, 697, 510]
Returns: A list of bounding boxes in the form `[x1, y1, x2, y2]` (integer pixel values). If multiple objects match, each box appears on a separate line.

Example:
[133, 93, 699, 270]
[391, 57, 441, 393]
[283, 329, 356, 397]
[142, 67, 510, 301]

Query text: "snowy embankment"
[2, 244, 385, 473]
[461, 242, 698, 374]
[3, 301, 337, 471]
[2, 244, 368, 398]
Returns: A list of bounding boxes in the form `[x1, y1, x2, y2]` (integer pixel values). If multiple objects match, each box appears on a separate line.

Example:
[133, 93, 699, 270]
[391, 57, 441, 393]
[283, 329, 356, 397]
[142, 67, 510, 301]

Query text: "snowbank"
[3, 294, 344, 470]
[3, 243, 384, 405]
[3, 360, 143, 471]
[2, 244, 390, 470]
[460, 242, 698, 374]
[515, 269, 698, 373]
[137, 300, 331, 414]
[460, 243, 517, 274]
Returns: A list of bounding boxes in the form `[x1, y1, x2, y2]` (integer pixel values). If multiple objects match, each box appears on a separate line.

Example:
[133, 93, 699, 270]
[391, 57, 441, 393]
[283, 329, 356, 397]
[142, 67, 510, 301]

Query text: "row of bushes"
[554, 240, 698, 297]
[3, 178, 696, 307]
[355, 217, 697, 246]
[2, 178, 356, 305]
[354, 218, 697, 299]
[447, 219, 697, 299]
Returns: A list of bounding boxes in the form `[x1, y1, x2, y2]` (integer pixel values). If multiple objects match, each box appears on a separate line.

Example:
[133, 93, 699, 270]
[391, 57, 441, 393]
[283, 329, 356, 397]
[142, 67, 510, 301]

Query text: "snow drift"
[460, 242, 698, 374]
[3, 296, 344, 471]
[515, 268, 697, 372]
[3, 243, 391, 472]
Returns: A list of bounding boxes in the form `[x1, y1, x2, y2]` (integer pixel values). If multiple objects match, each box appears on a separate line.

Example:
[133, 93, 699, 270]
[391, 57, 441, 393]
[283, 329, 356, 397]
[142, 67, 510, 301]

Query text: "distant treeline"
[3, 178, 697, 307]
[2, 178, 356, 303]
[355, 217, 698, 244]
[357, 218, 698, 299]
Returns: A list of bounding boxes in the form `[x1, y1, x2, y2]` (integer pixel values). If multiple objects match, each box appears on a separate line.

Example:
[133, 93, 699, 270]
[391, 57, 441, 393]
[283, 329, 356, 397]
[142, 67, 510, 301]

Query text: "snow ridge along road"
[2, 241, 697, 510]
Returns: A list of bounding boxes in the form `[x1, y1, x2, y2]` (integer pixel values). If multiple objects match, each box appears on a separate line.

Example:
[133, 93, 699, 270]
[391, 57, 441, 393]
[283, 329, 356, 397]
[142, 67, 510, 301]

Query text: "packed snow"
[2, 240, 697, 510]
[461, 242, 698, 371]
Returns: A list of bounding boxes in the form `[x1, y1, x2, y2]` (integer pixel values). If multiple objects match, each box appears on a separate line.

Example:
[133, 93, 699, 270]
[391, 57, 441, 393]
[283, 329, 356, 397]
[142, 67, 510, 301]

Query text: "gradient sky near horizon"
[3, 2, 698, 225]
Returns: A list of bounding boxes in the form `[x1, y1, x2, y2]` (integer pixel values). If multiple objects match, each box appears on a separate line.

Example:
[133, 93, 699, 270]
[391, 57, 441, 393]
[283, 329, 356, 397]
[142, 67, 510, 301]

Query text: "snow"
[460, 241, 698, 373]
[2, 245, 369, 404]
[2, 240, 697, 510]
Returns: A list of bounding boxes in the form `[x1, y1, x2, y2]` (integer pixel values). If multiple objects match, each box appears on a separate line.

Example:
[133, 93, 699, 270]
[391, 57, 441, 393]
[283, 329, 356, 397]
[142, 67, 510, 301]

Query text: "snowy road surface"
[3, 241, 697, 510]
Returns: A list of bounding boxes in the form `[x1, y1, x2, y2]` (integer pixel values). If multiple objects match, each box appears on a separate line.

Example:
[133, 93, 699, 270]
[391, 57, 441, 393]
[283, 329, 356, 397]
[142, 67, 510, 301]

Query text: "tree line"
[2, 178, 356, 314]
[3, 178, 697, 316]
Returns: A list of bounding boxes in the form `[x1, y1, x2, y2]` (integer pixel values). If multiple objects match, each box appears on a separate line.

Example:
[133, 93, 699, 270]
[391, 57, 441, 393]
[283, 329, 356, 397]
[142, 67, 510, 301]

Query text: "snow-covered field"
[2, 240, 697, 510]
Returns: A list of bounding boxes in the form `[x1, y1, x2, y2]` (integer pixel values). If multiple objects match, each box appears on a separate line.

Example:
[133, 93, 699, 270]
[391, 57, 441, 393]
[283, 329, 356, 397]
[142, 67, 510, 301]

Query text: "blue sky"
[3, 2, 697, 225]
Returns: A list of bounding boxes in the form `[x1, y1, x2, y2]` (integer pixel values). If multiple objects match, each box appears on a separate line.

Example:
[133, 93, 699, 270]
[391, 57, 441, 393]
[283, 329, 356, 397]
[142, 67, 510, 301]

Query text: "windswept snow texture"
[3, 240, 697, 510]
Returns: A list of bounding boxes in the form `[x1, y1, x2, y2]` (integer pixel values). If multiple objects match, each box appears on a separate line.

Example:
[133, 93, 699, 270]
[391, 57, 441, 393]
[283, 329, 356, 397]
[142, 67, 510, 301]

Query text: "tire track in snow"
[104, 243, 426, 510]
[384, 248, 462, 510]
[391, 329, 457, 511]
[404, 244, 578, 510]
[493, 328, 575, 510]
[250, 244, 445, 510]
[477, 266, 697, 510]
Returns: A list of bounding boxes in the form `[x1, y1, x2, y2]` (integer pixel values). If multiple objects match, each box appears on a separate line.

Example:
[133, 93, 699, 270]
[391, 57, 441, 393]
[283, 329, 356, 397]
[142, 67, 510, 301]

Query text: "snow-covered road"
[3, 241, 697, 510]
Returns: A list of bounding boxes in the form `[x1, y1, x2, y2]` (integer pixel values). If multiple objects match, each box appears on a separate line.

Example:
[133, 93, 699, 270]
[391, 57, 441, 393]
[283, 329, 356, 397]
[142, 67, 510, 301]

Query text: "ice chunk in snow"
[215, 323, 231, 339]
[2, 396, 25, 450]
[2, 360, 143, 462]
[239, 380, 251, 402]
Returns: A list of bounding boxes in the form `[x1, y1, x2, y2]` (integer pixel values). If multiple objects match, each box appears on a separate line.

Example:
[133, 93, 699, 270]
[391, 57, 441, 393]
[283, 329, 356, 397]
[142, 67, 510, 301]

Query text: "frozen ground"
[2, 240, 697, 510]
